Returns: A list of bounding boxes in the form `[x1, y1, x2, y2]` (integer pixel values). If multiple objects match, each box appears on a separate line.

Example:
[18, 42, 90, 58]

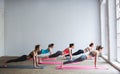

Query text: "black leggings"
[66, 49, 84, 56]
[49, 51, 62, 58]
[63, 54, 87, 64]
[6, 55, 28, 63]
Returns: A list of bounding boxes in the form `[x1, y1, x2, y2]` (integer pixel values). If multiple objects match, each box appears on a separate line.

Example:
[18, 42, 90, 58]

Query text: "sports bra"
[89, 51, 96, 57]
[28, 51, 34, 58]
[84, 47, 91, 52]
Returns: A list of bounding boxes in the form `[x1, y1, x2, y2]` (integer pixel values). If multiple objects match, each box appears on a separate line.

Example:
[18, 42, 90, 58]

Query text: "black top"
[28, 51, 34, 58]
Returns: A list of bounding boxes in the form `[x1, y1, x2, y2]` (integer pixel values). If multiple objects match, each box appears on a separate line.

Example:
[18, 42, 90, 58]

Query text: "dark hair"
[35, 45, 40, 51]
[48, 43, 54, 48]
[69, 43, 74, 48]
[96, 45, 103, 51]
[89, 43, 94, 47]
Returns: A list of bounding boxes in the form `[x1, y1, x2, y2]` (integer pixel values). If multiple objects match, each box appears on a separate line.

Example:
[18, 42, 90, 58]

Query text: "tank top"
[63, 48, 70, 55]
[41, 49, 50, 54]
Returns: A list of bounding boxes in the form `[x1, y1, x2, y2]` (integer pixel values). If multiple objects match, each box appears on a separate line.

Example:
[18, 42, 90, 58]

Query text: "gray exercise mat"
[0, 65, 45, 69]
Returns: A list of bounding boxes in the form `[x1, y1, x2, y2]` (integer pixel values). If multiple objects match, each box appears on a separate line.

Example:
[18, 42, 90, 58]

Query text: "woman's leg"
[6, 59, 18, 63]
[65, 49, 84, 57]
[49, 51, 62, 58]
[4, 55, 27, 67]
[6, 55, 27, 63]
[72, 49, 84, 56]
[63, 54, 87, 64]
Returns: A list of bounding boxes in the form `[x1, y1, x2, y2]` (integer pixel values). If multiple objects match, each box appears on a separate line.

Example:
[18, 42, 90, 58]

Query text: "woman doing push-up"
[61, 45, 103, 68]
[3, 45, 40, 68]
[65, 43, 94, 57]
[38, 43, 54, 55]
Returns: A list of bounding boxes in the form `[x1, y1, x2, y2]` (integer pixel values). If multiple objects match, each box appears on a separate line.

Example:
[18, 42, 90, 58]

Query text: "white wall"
[4, 0, 100, 56]
[0, 0, 4, 56]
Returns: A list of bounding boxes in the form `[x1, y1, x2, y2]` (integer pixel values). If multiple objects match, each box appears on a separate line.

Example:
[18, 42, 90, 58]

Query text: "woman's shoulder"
[28, 51, 34, 56]
[92, 50, 98, 54]
[31, 51, 35, 54]
[47, 47, 51, 50]
[87, 46, 92, 49]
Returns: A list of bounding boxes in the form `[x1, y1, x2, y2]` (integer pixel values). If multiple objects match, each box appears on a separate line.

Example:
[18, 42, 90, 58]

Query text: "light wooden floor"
[0, 57, 119, 74]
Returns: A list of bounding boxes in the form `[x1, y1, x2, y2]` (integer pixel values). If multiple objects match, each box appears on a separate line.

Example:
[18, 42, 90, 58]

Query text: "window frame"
[116, 0, 120, 63]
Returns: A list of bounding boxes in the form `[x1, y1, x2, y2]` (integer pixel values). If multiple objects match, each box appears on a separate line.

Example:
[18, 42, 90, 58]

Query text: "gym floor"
[0, 57, 119, 74]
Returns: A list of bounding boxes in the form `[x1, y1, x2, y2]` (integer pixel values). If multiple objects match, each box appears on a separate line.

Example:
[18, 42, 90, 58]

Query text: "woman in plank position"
[38, 43, 54, 62]
[61, 45, 103, 68]
[66, 43, 94, 57]
[3, 45, 40, 68]
[44, 43, 74, 60]
[38, 43, 54, 55]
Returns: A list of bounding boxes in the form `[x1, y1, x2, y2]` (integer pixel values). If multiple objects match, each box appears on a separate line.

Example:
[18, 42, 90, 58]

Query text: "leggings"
[6, 55, 28, 63]
[66, 49, 84, 56]
[63, 54, 87, 64]
[49, 51, 62, 58]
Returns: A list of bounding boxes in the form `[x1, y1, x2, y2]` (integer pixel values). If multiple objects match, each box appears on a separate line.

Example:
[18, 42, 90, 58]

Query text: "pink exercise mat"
[56, 65, 108, 70]
[39, 61, 61, 65]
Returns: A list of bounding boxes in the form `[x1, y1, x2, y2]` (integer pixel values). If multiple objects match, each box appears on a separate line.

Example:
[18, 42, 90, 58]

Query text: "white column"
[106, 0, 117, 61]
[100, 0, 109, 56]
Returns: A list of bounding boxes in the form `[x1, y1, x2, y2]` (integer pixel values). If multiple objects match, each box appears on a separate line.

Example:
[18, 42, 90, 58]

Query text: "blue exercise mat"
[0, 65, 45, 69]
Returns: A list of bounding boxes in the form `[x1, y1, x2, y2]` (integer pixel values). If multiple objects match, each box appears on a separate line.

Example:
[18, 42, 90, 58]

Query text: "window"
[116, 0, 120, 62]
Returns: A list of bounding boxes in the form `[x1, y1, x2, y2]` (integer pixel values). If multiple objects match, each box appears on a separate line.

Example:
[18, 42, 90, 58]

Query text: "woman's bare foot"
[39, 60, 42, 64]
[3, 63, 7, 67]
[3, 64, 7, 67]
[39, 58, 42, 63]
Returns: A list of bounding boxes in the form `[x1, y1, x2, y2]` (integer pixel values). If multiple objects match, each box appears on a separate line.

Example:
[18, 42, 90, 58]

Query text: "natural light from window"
[116, 0, 120, 62]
